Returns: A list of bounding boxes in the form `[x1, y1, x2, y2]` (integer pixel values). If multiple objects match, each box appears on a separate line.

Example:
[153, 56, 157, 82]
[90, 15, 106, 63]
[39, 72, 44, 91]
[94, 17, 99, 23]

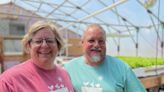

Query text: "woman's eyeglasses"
[30, 38, 57, 46]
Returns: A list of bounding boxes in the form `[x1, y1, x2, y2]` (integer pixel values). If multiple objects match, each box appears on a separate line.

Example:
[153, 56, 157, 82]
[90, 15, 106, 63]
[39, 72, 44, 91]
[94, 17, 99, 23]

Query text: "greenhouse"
[0, 0, 164, 92]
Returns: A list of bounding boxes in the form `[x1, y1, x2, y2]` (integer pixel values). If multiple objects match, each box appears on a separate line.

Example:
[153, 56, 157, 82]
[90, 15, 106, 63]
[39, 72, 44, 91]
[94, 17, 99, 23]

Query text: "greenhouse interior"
[0, 0, 164, 92]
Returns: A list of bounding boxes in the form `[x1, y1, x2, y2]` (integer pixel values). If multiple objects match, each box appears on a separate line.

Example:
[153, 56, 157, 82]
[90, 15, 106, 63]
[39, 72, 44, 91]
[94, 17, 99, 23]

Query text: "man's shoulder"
[105, 55, 128, 67]
[64, 56, 83, 68]
[66, 56, 83, 64]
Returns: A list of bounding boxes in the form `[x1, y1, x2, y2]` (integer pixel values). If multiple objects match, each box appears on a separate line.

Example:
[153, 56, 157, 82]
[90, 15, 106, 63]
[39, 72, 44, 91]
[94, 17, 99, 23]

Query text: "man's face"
[82, 26, 106, 64]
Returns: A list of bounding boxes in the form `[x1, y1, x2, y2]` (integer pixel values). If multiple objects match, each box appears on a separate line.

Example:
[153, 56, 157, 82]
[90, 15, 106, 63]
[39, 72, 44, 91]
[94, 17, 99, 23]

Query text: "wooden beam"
[3, 36, 23, 40]
[140, 75, 164, 89]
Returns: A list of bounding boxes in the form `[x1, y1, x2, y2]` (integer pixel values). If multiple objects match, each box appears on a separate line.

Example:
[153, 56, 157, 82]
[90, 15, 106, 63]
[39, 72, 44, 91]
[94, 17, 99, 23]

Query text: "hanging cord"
[121, 18, 137, 46]
[106, 27, 120, 55]
[112, 0, 121, 56]
[161, 22, 164, 58]
[147, 2, 161, 76]
[135, 27, 139, 57]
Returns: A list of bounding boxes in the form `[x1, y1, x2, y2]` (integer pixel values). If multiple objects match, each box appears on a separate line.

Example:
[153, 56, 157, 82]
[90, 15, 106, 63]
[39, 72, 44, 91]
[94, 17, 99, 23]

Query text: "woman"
[0, 20, 74, 92]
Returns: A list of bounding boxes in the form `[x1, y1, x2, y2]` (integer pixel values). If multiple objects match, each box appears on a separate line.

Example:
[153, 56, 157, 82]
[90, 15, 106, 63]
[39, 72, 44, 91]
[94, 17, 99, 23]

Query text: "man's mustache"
[90, 48, 101, 51]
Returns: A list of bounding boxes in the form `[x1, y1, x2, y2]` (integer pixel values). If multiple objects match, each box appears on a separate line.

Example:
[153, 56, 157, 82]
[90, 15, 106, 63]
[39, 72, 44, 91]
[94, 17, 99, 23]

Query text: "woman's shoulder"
[0, 60, 32, 81]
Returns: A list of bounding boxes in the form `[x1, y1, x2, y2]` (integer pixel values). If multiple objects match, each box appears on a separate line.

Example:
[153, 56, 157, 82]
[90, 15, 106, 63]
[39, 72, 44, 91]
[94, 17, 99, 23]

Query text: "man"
[64, 24, 146, 92]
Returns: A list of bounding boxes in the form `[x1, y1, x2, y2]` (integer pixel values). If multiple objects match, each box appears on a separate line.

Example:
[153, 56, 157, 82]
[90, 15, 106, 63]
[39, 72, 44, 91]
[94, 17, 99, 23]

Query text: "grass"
[116, 56, 164, 68]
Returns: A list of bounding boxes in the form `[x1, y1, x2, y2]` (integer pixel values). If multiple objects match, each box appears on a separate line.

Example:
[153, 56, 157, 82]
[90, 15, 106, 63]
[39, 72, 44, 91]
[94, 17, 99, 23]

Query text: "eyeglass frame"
[29, 38, 57, 46]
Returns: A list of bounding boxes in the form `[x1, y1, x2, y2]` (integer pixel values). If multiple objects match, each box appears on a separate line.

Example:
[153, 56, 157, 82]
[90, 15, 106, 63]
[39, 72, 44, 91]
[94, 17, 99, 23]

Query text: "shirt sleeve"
[124, 67, 147, 92]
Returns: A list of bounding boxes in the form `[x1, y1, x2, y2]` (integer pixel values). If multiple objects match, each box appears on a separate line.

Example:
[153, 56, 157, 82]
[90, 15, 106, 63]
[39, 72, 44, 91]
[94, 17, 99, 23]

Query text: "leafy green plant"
[116, 56, 164, 68]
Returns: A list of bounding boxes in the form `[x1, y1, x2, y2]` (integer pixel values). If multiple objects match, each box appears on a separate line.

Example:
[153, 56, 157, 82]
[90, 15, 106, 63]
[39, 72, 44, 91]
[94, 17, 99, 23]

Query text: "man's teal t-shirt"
[64, 55, 146, 92]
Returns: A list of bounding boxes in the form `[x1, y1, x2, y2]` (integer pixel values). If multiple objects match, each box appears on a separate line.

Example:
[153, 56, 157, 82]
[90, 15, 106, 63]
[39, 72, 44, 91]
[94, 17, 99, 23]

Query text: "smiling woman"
[0, 20, 74, 92]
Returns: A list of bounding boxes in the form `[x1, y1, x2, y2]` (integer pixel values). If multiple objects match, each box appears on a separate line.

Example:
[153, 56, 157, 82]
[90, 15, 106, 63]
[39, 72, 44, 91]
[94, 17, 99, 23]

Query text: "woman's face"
[29, 28, 58, 65]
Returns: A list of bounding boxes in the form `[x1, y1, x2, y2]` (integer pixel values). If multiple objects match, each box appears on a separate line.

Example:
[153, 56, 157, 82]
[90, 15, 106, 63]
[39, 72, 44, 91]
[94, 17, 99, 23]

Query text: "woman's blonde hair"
[22, 20, 64, 53]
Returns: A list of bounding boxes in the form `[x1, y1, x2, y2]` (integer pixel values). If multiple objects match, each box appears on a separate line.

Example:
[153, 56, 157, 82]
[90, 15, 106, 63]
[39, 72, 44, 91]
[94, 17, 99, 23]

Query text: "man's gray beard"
[91, 55, 101, 63]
